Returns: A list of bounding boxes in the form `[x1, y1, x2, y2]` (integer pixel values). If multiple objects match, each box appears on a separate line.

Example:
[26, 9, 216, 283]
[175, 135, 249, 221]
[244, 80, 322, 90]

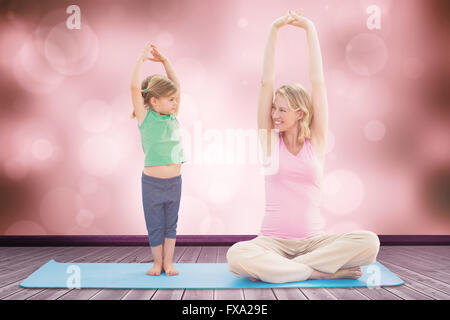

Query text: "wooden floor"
[0, 245, 449, 300]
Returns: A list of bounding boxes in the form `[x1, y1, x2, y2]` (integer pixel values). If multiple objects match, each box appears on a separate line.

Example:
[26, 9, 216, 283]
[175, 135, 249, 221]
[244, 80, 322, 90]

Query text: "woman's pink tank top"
[260, 133, 326, 239]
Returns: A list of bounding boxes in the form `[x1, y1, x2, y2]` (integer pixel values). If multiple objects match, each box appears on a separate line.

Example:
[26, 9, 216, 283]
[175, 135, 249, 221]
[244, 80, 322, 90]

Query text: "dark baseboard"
[0, 235, 449, 246]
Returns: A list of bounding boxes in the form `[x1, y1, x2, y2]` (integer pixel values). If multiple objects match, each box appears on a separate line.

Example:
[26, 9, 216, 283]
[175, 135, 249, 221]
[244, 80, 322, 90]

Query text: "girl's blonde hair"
[130, 74, 178, 119]
[275, 83, 313, 145]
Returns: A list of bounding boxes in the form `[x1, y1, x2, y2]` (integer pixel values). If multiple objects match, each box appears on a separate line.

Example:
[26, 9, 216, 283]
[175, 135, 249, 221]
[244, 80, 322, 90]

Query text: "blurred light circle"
[237, 18, 249, 28]
[79, 136, 121, 176]
[31, 138, 54, 160]
[323, 172, 342, 195]
[76, 209, 95, 228]
[323, 170, 365, 215]
[39, 187, 80, 232]
[364, 120, 386, 141]
[4, 220, 47, 235]
[78, 183, 111, 219]
[3, 158, 28, 180]
[44, 22, 99, 76]
[345, 33, 388, 76]
[0, 24, 30, 69]
[78, 100, 112, 133]
[13, 40, 64, 94]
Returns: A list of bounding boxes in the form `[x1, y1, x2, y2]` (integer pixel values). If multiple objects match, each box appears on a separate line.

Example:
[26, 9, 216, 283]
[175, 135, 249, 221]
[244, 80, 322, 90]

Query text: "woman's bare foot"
[330, 266, 362, 280]
[248, 277, 259, 282]
[309, 266, 362, 280]
[146, 263, 163, 276]
[163, 263, 179, 276]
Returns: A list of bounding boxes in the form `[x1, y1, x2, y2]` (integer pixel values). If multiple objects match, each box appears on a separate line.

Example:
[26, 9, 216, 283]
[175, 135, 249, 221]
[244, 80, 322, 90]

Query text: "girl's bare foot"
[163, 263, 179, 276]
[330, 266, 362, 280]
[146, 263, 162, 276]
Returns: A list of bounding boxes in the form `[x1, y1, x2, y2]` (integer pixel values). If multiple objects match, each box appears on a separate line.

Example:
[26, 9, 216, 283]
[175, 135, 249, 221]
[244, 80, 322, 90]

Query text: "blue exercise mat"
[20, 259, 403, 289]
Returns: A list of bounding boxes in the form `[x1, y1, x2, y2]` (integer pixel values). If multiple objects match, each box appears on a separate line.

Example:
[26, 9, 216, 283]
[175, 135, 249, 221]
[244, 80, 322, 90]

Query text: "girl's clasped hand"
[140, 43, 167, 63]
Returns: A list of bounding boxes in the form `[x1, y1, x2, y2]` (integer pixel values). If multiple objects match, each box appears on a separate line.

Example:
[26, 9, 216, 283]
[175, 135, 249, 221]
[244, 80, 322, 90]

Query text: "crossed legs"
[226, 230, 380, 283]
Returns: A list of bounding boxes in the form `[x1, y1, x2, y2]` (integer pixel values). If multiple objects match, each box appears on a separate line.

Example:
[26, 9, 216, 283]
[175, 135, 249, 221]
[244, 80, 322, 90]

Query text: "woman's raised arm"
[258, 13, 294, 157]
[289, 10, 328, 145]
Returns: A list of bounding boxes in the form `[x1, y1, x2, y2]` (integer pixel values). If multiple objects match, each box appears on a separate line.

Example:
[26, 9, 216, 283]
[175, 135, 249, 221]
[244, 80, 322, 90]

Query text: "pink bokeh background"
[0, 0, 449, 236]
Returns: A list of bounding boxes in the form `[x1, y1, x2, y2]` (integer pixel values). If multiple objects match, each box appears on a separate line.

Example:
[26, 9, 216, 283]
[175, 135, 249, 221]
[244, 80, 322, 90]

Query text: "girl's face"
[151, 91, 178, 115]
[271, 93, 303, 132]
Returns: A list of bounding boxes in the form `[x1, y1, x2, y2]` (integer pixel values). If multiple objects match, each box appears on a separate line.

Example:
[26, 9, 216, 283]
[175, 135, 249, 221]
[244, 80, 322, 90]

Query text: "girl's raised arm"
[130, 43, 151, 119]
[149, 46, 181, 116]
[289, 10, 328, 145]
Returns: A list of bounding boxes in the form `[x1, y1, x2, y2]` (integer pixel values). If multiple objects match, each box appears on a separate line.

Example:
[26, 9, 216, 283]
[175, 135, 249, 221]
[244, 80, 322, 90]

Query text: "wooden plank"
[243, 286, 277, 300]
[0, 247, 60, 276]
[152, 246, 202, 300]
[377, 259, 450, 299]
[379, 247, 450, 281]
[322, 287, 369, 300]
[299, 288, 337, 300]
[412, 246, 450, 258]
[376, 273, 434, 300]
[182, 247, 218, 300]
[375, 248, 446, 300]
[272, 288, 308, 300]
[0, 247, 65, 272]
[122, 246, 187, 300]
[0, 246, 75, 290]
[0, 247, 45, 260]
[394, 246, 450, 265]
[1, 247, 108, 300]
[380, 247, 450, 280]
[354, 287, 402, 300]
[215, 247, 244, 300]
[57, 247, 143, 300]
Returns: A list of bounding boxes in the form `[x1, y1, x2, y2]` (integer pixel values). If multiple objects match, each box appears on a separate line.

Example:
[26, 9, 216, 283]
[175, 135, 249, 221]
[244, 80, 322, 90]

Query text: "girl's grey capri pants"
[141, 172, 182, 247]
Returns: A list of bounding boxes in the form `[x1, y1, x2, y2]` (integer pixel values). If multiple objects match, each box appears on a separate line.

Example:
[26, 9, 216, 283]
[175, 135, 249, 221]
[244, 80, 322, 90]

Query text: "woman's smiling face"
[271, 93, 303, 131]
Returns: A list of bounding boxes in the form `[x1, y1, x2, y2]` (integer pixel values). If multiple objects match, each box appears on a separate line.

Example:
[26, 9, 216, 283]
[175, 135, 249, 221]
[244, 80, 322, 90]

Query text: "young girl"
[130, 43, 186, 276]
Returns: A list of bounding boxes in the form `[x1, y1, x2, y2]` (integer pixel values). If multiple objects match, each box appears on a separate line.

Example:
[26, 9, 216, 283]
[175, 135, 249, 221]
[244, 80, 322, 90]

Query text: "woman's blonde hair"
[130, 74, 178, 119]
[275, 83, 313, 145]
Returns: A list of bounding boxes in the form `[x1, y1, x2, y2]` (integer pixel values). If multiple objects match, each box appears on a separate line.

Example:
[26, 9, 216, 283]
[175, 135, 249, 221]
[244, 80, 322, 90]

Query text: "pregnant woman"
[226, 10, 380, 284]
